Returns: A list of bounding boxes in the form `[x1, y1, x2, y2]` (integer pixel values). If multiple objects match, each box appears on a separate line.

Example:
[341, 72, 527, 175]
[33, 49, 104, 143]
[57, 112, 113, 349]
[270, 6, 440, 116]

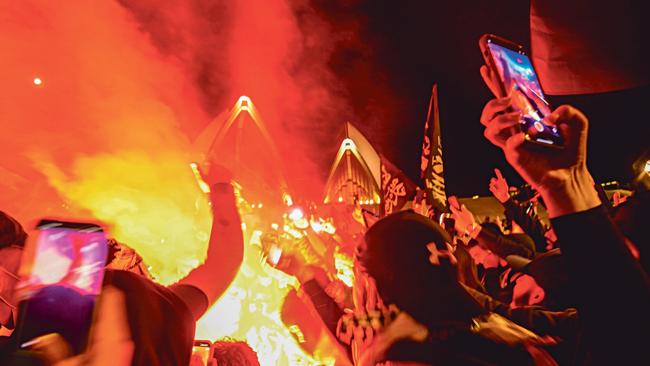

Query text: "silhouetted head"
[360, 211, 485, 328]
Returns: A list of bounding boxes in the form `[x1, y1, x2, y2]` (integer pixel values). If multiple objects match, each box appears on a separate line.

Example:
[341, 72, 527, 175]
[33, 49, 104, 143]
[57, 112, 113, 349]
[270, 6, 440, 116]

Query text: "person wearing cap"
[356, 210, 555, 365]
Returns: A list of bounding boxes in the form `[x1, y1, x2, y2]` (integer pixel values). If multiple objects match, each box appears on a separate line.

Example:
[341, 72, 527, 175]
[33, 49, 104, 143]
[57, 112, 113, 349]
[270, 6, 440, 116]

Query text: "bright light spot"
[341, 138, 357, 152]
[286, 228, 303, 239]
[268, 245, 282, 266]
[645, 160, 650, 173]
[250, 230, 263, 245]
[288, 325, 306, 344]
[337, 196, 343, 203]
[321, 222, 336, 235]
[271, 223, 279, 231]
[334, 251, 355, 287]
[33, 77, 42, 86]
[237, 95, 252, 106]
[237, 95, 252, 112]
[282, 193, 293, 206]
[288, 208, 303, 221]
[310, 220, 322, 233]
[294, 218, 309, 230]
[258, 203, 263, 208]
[189, 163, 211, 193]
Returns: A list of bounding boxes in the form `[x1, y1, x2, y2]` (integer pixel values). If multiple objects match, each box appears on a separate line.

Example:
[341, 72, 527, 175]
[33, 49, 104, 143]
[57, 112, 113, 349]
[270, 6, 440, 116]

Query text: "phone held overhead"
[479, 34, 564, 148]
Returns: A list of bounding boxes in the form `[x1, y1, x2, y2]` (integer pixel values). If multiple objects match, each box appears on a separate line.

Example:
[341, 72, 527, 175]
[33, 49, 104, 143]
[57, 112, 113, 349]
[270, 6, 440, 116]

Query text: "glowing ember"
[288, 208, 304, 221]
[334, 250, 355, 288]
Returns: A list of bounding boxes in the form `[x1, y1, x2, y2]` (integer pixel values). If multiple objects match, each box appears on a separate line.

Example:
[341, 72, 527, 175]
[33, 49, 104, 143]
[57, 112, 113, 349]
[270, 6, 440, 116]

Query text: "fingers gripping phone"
[14, 219, 108, 355]
[192, 340, 213, 366]
[479, 34, 564, 148]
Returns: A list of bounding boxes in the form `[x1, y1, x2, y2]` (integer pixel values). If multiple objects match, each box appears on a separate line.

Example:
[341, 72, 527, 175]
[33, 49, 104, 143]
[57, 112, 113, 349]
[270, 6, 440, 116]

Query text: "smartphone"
[479, 34, 564, 148]
[192, 340, 213, 365]
[14, 219, 108, 355]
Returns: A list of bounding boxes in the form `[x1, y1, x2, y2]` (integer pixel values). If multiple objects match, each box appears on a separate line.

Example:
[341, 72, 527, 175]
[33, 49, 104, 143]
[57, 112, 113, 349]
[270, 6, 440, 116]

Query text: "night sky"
[316, 0, 648, 197]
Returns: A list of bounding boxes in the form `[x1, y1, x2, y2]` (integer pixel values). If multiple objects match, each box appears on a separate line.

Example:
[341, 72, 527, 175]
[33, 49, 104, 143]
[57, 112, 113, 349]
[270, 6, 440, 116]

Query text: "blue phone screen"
[487, 41, 564, 147]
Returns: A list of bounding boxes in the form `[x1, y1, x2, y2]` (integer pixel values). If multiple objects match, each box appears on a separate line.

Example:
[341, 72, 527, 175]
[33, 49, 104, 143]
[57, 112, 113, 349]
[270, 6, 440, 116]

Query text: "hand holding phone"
[14, 220, 108, 356]
[479, 34, 564, 148]
[191, 340, 213, 366]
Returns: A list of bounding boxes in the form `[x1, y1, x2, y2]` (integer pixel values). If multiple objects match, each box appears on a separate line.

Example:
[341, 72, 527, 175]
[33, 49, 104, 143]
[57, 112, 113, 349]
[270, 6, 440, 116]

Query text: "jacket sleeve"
[302, 279, 346, 338]
[551, 205, 650, 364]
[301, 280, 353, 362]
[502, 198, 548, 253]
[462, 284, 578, 339]
[475, 226, 535, 259]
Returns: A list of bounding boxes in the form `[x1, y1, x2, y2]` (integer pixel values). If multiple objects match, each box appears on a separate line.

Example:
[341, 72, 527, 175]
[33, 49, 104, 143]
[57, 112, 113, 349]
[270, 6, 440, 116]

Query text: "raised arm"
[449, 196, 534, 259]
[174, 170, 244, 320]
[490, 168, 549, 252]
[479, 65, 650, 363]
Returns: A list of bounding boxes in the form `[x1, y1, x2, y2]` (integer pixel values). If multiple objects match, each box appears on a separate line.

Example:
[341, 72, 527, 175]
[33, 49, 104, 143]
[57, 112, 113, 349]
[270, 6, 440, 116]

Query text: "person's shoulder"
[104, 270, 185, 311]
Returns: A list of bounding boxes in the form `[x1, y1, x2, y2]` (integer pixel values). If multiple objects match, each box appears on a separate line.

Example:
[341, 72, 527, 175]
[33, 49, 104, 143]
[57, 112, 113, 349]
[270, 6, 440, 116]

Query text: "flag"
[380, 155, 417, 216]
[361, 208, 380, 228]
[420, 84, 448, 214]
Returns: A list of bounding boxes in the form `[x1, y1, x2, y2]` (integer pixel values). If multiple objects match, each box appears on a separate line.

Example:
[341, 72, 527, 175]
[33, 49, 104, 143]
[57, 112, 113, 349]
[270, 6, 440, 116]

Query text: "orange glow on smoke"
[2, 1, 352, 364]
[192, 96, 338, 364]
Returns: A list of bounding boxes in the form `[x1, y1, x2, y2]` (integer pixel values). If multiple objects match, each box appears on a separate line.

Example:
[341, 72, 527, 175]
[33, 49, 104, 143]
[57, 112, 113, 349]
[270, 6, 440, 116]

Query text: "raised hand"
[448, 196, 478, 237]
[479, 92, 600, 217]
[199, 161, 233, 187]
[612, 191, 629, 207]
[489, 168, 511, 203]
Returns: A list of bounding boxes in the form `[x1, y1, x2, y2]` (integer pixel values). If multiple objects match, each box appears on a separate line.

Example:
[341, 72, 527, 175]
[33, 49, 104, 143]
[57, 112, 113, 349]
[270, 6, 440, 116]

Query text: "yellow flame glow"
[33, 151, 211, 284]
[35, 152, 339, 365]
[195, 219, 335, 366]
[334, 250, 355, 288]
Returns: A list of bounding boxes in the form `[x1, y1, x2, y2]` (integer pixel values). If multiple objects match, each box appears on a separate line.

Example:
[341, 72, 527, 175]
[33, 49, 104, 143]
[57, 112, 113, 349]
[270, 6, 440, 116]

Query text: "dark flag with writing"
[380, 155, 417, 216]
[420, 84, 448, 215]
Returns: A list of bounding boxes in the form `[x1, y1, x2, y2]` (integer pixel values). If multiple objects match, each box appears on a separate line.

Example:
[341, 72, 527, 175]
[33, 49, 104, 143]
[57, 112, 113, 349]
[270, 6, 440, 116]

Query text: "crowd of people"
[1, 30, 649, 366]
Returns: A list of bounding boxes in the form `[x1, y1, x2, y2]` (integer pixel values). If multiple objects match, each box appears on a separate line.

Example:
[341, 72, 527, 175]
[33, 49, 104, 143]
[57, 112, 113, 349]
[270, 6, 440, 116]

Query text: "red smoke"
[0, 1, 399, 363]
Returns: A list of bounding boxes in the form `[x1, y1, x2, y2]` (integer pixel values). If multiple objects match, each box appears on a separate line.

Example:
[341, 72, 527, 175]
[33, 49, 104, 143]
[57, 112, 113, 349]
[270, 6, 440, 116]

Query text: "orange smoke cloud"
[0, 0, 210, 281]
[2, 0, 381, 364]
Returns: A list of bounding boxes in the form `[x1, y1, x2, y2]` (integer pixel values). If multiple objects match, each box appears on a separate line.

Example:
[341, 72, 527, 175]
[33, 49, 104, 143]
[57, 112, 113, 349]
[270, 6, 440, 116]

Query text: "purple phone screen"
[488, 41, 563, 146]
[16, 222, 107, 354]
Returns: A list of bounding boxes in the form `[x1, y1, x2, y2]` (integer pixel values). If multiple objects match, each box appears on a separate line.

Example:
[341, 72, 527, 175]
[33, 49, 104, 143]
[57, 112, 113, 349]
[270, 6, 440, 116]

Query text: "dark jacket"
[503, 198, 550, 253]
[551, 205, 650, 365]
[475, 225, 536, 259]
